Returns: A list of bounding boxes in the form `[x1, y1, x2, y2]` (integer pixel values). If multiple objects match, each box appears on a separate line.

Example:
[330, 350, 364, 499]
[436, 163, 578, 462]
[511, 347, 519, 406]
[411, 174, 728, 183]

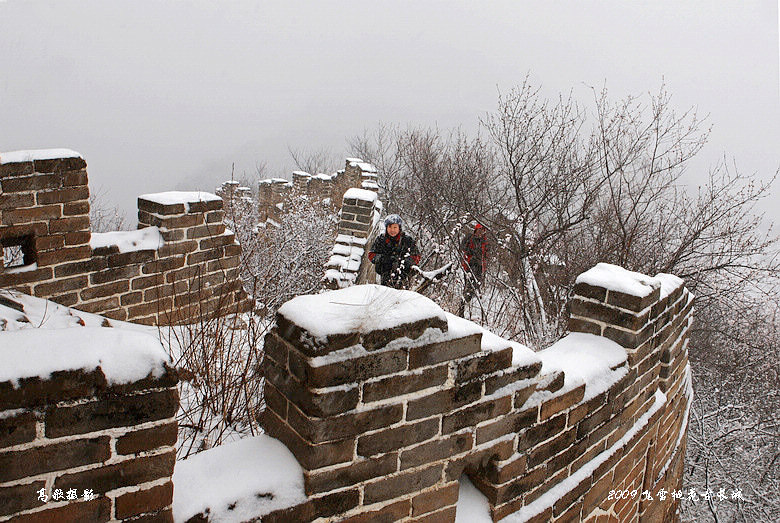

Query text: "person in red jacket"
[461, 223, 488, 304]
[368, 214, 421, 289]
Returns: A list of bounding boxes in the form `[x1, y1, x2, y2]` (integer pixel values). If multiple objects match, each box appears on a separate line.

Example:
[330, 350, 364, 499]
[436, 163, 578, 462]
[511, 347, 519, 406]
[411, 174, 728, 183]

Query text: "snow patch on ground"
[576, 262, 660, 297]
[90, 226, 164, 253]
[278, 284, 446, 340]
[172, 434, 306, 522]
[456, 476, 492, 522]
[0, 327, 169, 386]
[0, 148, 82, 164]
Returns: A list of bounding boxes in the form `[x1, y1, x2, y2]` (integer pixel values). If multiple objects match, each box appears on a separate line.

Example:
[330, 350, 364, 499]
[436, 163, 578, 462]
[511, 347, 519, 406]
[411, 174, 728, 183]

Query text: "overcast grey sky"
[1, 1, 778, 223]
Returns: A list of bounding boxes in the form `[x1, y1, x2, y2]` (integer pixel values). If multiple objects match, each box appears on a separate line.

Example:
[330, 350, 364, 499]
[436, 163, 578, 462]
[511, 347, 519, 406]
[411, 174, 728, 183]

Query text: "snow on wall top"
[537, 332, 627, 401]
[90, 226, 164, 253]
[172, 434, 306, 522]
[0, 148, 82, 164]
[446, 313, 540, 368]
[292, 170, 311, 177]
[0, 327, 169, 386]
[575, 262, 660, 297]
[655, 272, 684, 299]
[343, 187, 378, 203]
[277, 284, 446, 340]
[139, 191, 221, 207]
[345, 157, 363, 163]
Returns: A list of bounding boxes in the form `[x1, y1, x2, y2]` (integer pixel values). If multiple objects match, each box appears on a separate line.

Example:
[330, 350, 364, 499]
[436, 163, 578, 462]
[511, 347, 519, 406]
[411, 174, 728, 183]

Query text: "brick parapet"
[0, 363, 179, 522]
[257, 264, 692, 522]
[0, 152, 253, 325]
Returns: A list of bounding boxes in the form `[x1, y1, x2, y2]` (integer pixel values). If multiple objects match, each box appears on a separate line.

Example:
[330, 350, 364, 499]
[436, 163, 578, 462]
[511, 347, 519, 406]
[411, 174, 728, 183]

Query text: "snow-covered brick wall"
[323, 185, 382, 290]
[0, 150, 253, 326]
[247, 263, 693, 522]
[256, 158, 379, 224]
[0, 312, 179, 522]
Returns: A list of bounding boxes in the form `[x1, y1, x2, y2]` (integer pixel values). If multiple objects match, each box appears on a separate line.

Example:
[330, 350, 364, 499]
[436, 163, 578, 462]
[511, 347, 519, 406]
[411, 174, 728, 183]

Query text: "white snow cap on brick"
[139, 191, 222, 206]
[343, 188, 378, 203]
[0, 327, 169, 386]
[278, 284, 446, 339]
[91, 226, 164, 253]
[0, 148, 82, 164]
[655, 272, 684, 299]
[172, 434, 306, 522]
[575, 262, 660, 297]
[537, 332, 628, 401]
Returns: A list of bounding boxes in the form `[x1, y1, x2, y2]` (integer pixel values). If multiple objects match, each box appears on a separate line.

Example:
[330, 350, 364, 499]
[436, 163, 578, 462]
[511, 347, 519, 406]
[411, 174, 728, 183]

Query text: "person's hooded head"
[384, 214, 403, 237]
[474, 222, 487, 238]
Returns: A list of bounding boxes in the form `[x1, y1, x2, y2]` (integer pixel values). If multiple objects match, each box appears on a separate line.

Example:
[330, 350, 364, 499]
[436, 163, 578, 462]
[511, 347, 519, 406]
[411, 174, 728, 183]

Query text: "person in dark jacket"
[368, 214, 420, 289]
[461, 222, 488, 303]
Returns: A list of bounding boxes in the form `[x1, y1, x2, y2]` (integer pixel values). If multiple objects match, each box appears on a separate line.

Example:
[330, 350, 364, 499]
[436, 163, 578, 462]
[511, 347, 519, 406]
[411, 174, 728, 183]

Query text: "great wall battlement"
[0, 149, 253, 325]
[256, 263, 692, 522]
[1, 149, 691, 522]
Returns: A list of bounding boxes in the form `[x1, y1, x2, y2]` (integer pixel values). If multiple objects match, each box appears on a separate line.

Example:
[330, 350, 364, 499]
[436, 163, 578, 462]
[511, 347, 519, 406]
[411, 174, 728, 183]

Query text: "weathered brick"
[339, 499, 411, 523]
[36, 245, 91, 266]
[1, 173, 60, 192]
[406, 381, 482, 421]
[5, 496, 111, 522]
[0, 192, 36, 211]
[186, 223, 226, 239]
[455, 348, 513, 383]
[607, 285, 660, 312]
[290, 347, 408, 388]
[363, 463, 443, 505]
[115, 481, 173, 519]
[568, 316, 602, 335]
[362, 364, 448, 403]
[141, 256, 186, 274]
[262, 408, 355, 469]
[484, 362, 542, 395]
[45, 389, 178, 438]
[2, 205, 62, 225]
[63, 200, 90, 216]
[357, 418, 440, 457]
[265, 357, 359, 417]
[261, 489, 359, 523]
[527, 427, 576, 468]
[287, 402, 402, 444]
[476, 405, 538, 445]
[411, 482, 459, 517]
[79, 280, 130, 301]
[33, 274, 88, 297]
[569, 298, 649, 331]
[400, 431, 473, 469]
[36, 186, 89, 205]
[0, 436, 110, 483]
[572, 282, 607, 302]
[116, 421, 178, 455]
[54, 450, 175, 496]
[408, 333, 481, 369]
[517, 413, 567, 453]
[540, 383, 585, 421]
[0, 410, 37, 449]
[442, 395, 512, 434]
[63, 230, 91, 246]
[305, 453, 397, 494]
[47, 216, 90, 234]
[0, 160, 33, 177]
[0, 480, 46, 517]
[33, 157, 87, 173]
[0, 368, 106, 411]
